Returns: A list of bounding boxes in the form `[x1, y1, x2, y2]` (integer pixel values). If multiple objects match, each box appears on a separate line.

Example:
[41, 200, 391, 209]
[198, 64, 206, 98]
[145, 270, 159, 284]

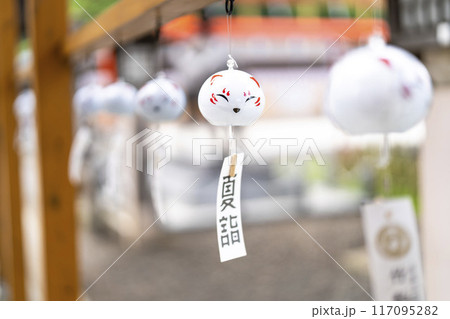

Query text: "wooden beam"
[27, 0, 79, 300]
[0, 0, 26, 301]
[65, 0, 217, 56]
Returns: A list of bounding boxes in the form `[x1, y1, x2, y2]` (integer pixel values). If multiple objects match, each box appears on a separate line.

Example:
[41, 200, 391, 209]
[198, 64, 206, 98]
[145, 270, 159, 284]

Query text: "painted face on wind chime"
[325, 37, 433, 135]
[135, 77, 187, 122]
[198, 69, 265, 126]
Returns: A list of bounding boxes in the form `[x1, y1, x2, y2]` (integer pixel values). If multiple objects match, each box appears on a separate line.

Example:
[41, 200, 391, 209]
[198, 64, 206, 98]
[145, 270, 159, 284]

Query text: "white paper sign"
[216, 153, 246, 262]
[361, 197, 425, 301]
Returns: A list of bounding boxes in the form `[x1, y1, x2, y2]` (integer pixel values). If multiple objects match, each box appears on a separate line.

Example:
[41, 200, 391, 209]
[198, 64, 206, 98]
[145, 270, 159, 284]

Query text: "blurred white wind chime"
[325, 1, 433, 301]
[134, 25, 188, 225]
[70, 76, 141, 238]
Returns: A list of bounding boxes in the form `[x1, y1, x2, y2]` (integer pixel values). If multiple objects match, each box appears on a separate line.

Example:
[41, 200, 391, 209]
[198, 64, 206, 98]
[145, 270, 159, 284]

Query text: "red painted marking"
[210, 74, 223, 85]
[223, 88, 226, 93]
[250, 77, 260, 88]
[244, 92, 247, 97]
[402, 85, 412, 99]
[210, 98, 216, 105]
[256, 103, 260, 107]
[212, 93, 218, 102]
[226, 91, 230, 96]
[379, 58, 392, 68]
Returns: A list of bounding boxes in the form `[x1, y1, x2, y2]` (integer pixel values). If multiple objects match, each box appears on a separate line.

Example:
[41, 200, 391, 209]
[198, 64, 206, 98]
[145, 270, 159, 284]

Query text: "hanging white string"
[372, 1, 390, 197]
[372, 0, 383, 37]
[228, 125, 234, 157]
[226, 13, 232, 56]
[377, 133, 391, 197]
[378, 133, 390, 169]
[225, 0, 235, 54]
[226, 0, 236, 157]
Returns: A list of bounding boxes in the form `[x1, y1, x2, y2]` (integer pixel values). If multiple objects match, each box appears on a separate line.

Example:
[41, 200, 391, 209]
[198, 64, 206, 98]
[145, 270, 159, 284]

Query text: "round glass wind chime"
[198, 0, 266, 262]
[325, 11, 433, 172]
[135, 25, 187, 125]
[134, 24, 188, 223]
[324, 4, 433, 302]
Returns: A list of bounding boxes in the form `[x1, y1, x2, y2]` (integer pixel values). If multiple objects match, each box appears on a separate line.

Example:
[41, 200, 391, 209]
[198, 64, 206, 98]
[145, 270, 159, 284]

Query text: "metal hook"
[225, 0, 234, 16]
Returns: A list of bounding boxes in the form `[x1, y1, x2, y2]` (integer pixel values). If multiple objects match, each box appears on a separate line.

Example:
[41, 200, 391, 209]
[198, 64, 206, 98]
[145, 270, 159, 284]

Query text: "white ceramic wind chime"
[136, 75, 186, 122]
[325, 32, 432, 166]
[325, 7, 433, 301]
[134, 29, 188, 225]
[198, 0, 265, 262]
[135, 27, 187, 124]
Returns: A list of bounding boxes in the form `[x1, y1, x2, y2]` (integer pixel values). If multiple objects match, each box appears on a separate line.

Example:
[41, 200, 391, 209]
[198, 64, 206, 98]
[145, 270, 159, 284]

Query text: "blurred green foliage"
[235, 4, 265, 16]
[202, 1, 384, 19]
[68, 0, 118, 24]
[67, 0, 386, 21]
[18, 38, 30, 52]
[335, 147, 420, 213]
[293, 3, 322, 17]
[373, 147, 420, 211]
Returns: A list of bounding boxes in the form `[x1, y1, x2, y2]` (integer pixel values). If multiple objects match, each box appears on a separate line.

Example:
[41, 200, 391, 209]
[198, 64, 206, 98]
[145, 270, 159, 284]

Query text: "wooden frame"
[27, 0, 79, 300]
[0, 0, 217, 300]
[0, 0, 25, 301]
[65, 0, 217, 57]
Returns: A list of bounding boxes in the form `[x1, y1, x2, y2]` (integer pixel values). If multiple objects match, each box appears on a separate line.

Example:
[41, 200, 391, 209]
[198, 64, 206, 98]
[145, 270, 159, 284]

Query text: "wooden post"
[27, 0, 78, 300]
[0, 0, 26, 301]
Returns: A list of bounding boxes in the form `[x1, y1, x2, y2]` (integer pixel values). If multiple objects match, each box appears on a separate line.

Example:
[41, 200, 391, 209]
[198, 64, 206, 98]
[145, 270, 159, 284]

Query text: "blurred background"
[1, 0, 450, 300]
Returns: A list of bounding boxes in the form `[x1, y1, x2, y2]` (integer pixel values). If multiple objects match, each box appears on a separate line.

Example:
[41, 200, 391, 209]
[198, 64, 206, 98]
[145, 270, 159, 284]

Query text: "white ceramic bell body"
[14, 89, 37, 153]
[101, 80, 137, 115]
[14, 89, 36, 121]
[198, 69, 265, 126]
[135, 77, 186, 122]
[73, 84, 104, 120]
[325, 37, 433, 134]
